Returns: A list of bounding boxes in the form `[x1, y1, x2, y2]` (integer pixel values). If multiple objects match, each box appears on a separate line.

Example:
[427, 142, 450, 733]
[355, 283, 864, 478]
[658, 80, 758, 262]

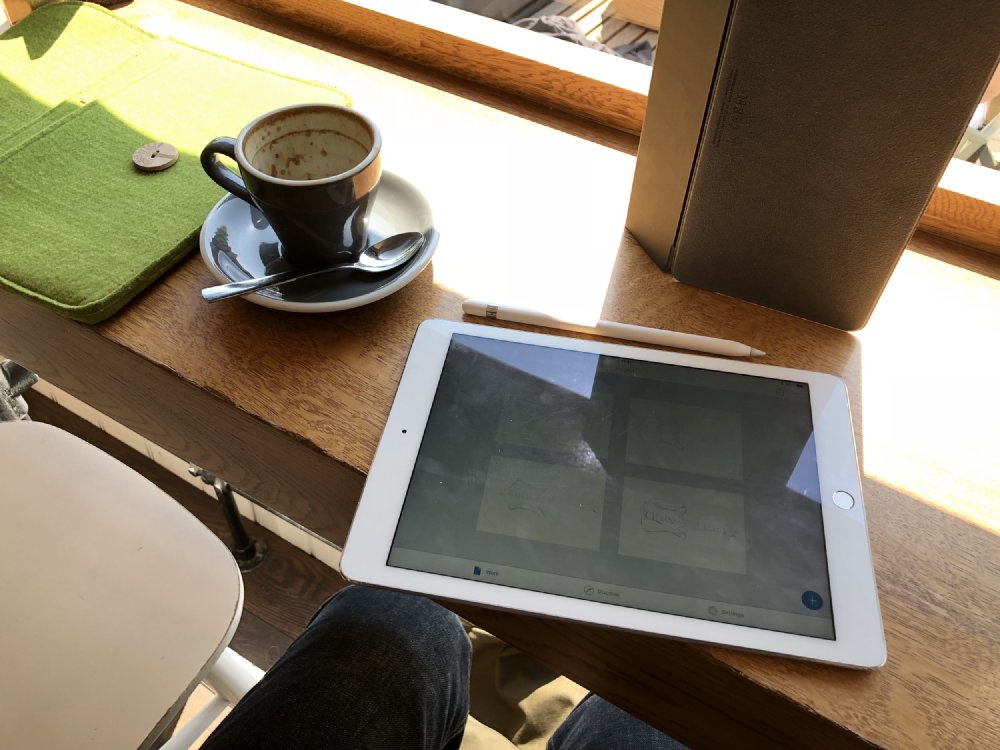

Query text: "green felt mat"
[0, 2, 350, 323]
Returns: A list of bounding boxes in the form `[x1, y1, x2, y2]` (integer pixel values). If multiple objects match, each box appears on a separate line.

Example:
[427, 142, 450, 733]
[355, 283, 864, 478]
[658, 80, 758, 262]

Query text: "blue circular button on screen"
[801, 591, 824, 610]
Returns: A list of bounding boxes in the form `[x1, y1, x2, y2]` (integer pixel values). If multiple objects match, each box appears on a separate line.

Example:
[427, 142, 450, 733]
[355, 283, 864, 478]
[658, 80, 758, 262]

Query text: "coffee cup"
[201, 103, 381, 269]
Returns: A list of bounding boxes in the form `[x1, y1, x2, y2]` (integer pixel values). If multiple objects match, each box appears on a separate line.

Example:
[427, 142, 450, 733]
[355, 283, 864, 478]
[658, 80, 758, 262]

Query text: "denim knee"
[548, 694, 689, 750]
[200, 585, 471, 750]
[305, 585, 471, 678]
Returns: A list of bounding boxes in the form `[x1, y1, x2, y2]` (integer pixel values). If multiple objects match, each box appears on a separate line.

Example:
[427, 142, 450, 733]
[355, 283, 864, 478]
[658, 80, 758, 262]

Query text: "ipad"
[342, 320, 885, 668]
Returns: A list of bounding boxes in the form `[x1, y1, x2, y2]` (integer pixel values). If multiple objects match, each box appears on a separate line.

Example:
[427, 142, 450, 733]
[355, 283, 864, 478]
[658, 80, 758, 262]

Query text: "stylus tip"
[749, 347, 766, 357]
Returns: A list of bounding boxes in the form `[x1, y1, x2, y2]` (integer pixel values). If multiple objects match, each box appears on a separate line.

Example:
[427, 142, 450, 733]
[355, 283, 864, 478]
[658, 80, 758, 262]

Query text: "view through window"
[433, 0, 659, 67]
[956, 67, 1000, 170]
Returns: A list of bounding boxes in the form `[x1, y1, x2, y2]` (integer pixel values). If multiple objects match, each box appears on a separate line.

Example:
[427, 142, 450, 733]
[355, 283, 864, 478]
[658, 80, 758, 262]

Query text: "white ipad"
[342, 320, 885, 668]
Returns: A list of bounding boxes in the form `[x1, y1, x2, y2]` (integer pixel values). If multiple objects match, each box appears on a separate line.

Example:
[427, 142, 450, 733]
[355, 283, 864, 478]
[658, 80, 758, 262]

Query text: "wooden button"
[132, 142, 178, 172]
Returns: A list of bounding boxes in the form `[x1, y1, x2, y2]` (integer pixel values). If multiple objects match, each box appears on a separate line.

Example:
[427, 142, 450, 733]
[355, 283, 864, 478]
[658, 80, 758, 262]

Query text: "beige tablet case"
[626, 0, 1000, 330]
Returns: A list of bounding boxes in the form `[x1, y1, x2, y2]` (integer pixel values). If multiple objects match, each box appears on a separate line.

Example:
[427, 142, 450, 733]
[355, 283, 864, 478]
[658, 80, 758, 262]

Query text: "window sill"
[229, 0, 652, 134]
[922, 158, 1000, 257]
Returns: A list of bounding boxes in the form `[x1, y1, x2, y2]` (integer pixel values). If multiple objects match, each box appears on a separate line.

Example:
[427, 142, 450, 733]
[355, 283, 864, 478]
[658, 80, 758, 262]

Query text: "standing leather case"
[626, 0, 1000, 330]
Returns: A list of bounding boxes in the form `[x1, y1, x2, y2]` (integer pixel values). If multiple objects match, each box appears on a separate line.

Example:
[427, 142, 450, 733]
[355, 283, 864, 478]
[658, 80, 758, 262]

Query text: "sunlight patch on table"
[428, 123, 635, 325]
[856, 250, 1000, 534]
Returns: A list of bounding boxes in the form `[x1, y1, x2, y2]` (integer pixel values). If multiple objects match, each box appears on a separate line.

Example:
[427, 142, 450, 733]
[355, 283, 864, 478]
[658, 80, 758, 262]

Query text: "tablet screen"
[388, 334, 835, 639]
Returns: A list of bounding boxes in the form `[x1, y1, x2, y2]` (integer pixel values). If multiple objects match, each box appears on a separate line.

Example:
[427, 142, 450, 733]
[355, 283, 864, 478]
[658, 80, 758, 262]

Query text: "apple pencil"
[461, 300, 765, 358]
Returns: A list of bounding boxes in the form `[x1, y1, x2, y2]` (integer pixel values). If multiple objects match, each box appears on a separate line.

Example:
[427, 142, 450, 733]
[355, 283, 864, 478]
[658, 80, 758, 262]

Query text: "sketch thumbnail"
[620, 477, 747, 573]
[640, 502, 687, 537]
[477, 456, 605, 550]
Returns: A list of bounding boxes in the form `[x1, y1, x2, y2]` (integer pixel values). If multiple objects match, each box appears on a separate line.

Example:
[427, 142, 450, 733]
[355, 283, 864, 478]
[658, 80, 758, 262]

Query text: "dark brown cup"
[201, 103, 382, 269]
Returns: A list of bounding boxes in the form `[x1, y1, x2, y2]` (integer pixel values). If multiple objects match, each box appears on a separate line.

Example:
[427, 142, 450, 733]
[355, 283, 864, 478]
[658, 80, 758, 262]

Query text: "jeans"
[200, 586, 687, 750]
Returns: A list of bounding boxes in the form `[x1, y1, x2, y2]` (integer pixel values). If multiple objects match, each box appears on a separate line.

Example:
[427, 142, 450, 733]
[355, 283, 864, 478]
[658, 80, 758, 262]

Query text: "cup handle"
[200, 137, 253, 204]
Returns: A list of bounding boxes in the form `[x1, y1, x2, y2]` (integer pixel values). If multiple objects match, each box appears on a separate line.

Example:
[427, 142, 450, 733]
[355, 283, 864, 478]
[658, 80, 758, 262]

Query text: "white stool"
[0, 421, 263, 749]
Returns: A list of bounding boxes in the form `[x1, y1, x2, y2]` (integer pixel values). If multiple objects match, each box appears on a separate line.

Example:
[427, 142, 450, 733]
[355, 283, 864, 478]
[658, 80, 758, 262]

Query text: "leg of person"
[548, 694, 690, 750]
[200, 585, 471, 750]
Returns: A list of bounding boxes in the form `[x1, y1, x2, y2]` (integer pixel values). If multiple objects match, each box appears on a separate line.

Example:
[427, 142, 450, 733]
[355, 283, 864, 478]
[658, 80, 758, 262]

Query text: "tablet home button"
[832, 490, 855, 509]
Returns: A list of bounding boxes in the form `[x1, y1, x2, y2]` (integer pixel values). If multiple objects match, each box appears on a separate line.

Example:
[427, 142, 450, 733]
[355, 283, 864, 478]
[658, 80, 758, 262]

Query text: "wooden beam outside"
[1, 0, 33, 26]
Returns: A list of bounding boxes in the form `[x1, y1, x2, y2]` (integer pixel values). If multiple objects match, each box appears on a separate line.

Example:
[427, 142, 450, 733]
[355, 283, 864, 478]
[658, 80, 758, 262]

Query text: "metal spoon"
[201, 232, 425, 302]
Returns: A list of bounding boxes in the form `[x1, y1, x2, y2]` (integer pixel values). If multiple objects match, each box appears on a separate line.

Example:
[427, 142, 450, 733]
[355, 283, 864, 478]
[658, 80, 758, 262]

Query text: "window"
[226, 0, 1000, 255]
[227, 0, 652, 134]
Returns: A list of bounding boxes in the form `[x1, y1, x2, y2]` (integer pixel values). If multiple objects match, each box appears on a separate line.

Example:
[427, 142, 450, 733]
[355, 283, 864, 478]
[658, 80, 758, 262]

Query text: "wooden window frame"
[1, 0, 31, 27]
[923, 158, 1000, 256]
[227, 0, 652, 135]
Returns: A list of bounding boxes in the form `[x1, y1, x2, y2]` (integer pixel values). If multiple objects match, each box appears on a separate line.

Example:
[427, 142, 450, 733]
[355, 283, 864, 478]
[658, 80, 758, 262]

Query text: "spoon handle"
[202, 263, 360, 302]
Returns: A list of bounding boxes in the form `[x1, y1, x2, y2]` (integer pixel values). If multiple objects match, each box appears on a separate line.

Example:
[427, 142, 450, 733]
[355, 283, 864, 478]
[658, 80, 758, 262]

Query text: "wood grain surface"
[2, 1, 999, 747]
[612, 0, 665, 31]
[0, 0, 31, 25]
[923, 158, 1000, 256]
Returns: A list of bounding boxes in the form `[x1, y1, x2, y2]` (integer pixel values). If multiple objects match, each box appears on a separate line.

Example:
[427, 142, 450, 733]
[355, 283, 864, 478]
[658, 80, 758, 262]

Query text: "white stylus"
[461, 300, 765, 358]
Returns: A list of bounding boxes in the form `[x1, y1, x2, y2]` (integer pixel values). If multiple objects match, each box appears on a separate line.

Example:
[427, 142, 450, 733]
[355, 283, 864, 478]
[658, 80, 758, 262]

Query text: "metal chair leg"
[188, 466, 267, 571]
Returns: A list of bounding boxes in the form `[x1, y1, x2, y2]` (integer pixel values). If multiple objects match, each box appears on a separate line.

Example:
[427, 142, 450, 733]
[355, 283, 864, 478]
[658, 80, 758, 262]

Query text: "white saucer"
[199, 171, 438, 312]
